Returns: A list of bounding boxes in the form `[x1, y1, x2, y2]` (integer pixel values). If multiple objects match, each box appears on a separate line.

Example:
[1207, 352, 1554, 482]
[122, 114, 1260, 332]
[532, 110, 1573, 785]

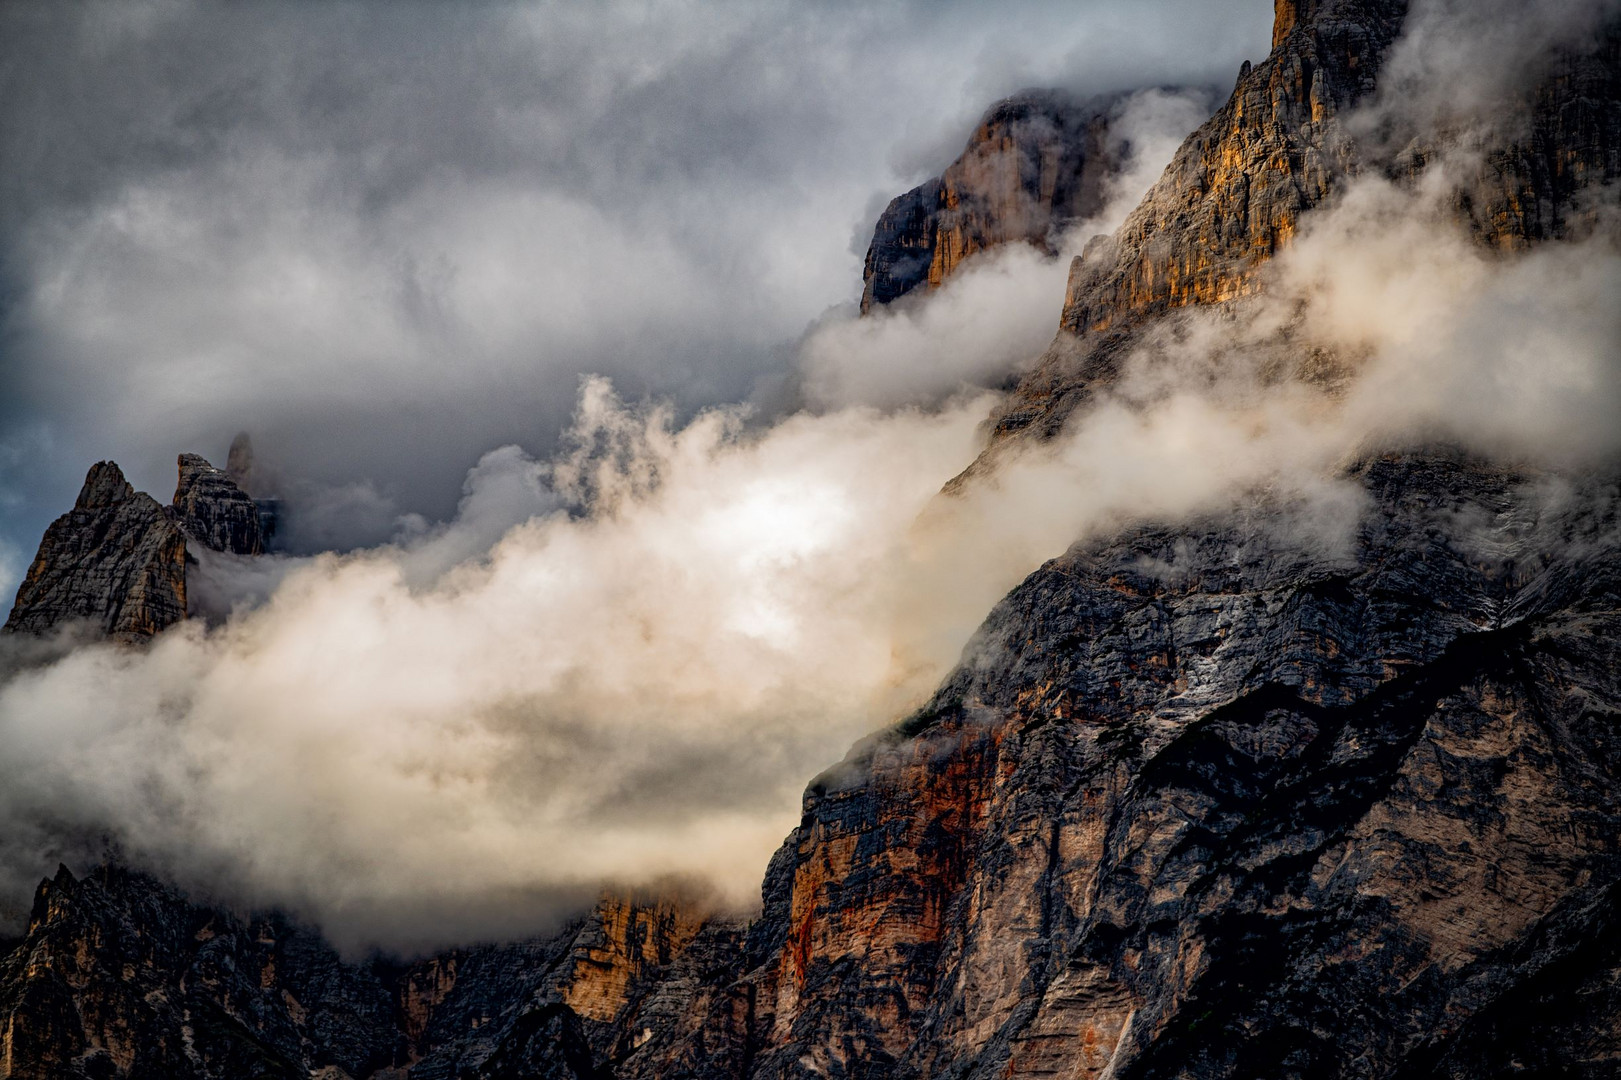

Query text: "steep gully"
[4, 0, 1621, 1076]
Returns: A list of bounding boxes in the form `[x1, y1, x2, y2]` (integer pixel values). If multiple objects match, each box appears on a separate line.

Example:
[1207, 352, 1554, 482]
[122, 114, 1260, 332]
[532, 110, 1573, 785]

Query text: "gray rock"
[170, 453, 266, 556]
[3, 461, 187, 642]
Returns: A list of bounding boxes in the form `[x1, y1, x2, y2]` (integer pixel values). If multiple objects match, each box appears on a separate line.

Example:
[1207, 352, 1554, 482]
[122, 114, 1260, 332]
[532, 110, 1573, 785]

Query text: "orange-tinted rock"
[986, 2, 1620, 448]
[860, 91, 1121, 313]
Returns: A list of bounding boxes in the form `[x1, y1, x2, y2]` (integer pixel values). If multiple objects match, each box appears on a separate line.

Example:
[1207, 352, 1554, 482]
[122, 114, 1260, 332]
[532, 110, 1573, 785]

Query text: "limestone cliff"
[987, 0, 1621, 444]
[9, 446, 1621, 1079]
[0, 866, 735, 1080]
[860, 90, 1121, 314]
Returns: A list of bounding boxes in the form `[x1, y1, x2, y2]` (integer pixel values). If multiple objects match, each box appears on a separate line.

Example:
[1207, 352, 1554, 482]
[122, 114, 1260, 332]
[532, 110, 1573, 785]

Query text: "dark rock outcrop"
[860, 91, 1122, 313]
[5, 452, 270, 642]
[2, 462, 187, 642]
[171, 453, 265, 556]
[707, 450, 1621, 1080]
[0, 866, 736, 1080]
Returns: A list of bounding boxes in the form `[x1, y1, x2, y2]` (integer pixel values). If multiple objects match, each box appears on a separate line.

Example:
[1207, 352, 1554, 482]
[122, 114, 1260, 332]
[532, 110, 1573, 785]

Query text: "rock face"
[988, 0, 1621, 445]
[171, 453, 266, 556]
[860, 91, 1122, 314]
[0, 865, 739, 1080]
[4, 453, 268, 642]
[720, 451, 1621, 1080]
[8, 453, 1621, 1079]
[2, 462, 187, 642]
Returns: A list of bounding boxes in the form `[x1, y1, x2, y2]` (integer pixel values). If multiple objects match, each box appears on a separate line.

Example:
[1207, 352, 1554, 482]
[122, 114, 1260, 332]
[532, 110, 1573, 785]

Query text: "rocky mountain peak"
[4, 461, 186, 641]
[5, 449, 270, 642]
[859, 89, 1124, 313]
[71, 461, 135, 511]
[171, 452, 265, 556]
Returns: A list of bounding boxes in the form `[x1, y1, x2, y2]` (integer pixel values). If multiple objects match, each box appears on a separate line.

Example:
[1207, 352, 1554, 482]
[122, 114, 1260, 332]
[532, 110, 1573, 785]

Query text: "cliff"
[860, 91, 1122, 314]
[3, 453, 269, 642]
[171, 453, 266, 557]
[984, 0, 1621, 445]
[9, 447, 1621, 1079]
[0, 866, 738, 1080]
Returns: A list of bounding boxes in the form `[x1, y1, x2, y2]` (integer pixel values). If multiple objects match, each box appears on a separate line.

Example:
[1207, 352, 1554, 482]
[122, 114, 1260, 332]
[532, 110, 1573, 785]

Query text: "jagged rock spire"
[4, 461, 186, 640]
[171, 452, 265, 556]
[72, 461, 135, 510]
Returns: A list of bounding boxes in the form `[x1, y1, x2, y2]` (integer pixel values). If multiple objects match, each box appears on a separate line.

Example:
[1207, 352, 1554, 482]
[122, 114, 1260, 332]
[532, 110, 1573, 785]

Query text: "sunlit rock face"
[859, 90, 1123, 314]
[2, 462, 187, 642]
[989, 0, 1621, 447]
[4, 453, 267, 642]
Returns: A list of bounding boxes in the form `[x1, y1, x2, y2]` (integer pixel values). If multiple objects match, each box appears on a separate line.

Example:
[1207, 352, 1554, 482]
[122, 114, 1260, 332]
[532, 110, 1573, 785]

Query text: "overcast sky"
[0, 0, 1270, 588]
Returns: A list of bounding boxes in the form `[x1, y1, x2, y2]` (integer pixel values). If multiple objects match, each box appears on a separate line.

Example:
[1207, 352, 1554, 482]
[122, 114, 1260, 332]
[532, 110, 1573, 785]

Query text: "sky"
[0, 0, 1614, 955]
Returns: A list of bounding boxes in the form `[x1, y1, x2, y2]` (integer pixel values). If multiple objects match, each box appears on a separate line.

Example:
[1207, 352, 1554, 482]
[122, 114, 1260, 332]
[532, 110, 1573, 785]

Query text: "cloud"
[0, 0, 1270, 563]
[3, 151, 1615, 952]
[797, 87, 1215, 410]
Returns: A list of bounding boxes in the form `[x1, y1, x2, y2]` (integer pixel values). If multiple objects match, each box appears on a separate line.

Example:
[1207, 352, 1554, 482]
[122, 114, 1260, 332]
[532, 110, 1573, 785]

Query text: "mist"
[0, 0, 1616, 953]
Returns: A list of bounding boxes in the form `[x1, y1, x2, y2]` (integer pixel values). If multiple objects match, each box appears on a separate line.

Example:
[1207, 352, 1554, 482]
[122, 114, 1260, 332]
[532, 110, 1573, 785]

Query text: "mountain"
[859, 90, 1125, 314]
[3, 453, 271, 641]
[171, 453, 267, 557]
[5, 0, 1621, 1077]
[2, 463, 188, 642]
[986, 0, 1619, 446]
[0, 865, 736, 1080]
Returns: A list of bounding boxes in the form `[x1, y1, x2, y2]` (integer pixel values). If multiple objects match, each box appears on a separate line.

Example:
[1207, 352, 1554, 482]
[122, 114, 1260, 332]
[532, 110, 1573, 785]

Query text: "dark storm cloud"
[0, 0, 1268, 583]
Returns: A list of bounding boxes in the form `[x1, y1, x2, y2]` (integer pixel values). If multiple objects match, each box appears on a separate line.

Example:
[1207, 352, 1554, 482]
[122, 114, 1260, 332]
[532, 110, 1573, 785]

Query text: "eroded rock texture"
[860, 91, 1122, 314]
[988, 0, 1621, 445]
[2, 462, 187, 642]
[5, 453, 268, 642]
[8, 450, 1621, 1079]
[717, 451, 1621, 1080]
[0, 866, 740, 1080]
[171, 453, 266, 556]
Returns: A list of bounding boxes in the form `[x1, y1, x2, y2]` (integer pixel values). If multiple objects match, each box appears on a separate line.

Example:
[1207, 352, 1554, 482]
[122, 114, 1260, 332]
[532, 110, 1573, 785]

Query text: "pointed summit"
[72, 461, 135, 510]
[170, 453, 265, 556]
[4, 461, 186, 640]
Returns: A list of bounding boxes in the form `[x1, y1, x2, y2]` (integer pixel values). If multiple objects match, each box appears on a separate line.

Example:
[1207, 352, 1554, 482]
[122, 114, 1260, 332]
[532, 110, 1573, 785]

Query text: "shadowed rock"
[5, 452, 269, 642]
[2, 461, 186, 642]
[170, 452, 265, 556]
[860, 90, 1125, 314]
